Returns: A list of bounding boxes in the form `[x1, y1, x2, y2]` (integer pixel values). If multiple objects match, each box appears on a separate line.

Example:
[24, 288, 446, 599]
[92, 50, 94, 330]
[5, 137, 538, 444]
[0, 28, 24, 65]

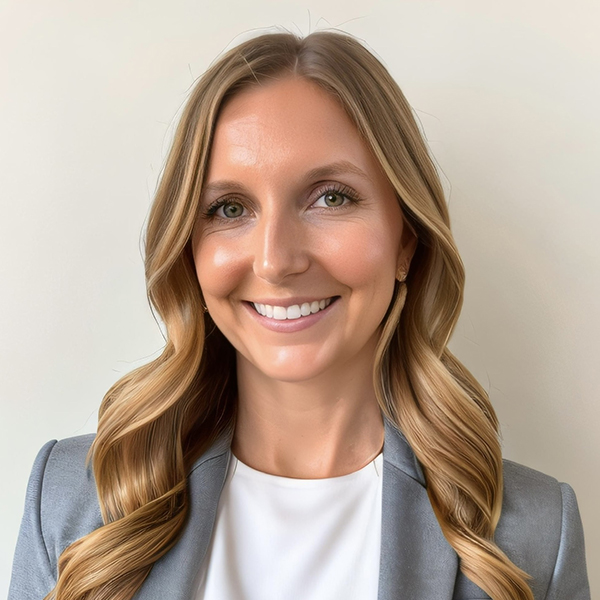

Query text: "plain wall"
[1, 0, 598, 595]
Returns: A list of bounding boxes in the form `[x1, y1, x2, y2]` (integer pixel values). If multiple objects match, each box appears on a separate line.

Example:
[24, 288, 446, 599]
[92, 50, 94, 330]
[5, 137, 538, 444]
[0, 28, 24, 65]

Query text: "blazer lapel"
[134, 428, 234, 600]
[378, 416, 459, 600]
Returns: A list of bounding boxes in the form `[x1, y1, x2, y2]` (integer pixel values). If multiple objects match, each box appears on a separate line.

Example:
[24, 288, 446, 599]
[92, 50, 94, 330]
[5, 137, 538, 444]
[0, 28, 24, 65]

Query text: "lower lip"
[242, 297, 340, 333]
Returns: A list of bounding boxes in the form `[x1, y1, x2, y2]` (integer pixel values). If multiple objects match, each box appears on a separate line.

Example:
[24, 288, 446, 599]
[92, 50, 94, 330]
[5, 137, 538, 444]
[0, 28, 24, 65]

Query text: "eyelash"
[201, 183, 363, 221]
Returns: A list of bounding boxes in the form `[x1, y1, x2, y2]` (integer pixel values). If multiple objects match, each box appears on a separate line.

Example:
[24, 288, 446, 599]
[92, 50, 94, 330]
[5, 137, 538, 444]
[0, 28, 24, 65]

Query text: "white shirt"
[195, 450, 384, 600]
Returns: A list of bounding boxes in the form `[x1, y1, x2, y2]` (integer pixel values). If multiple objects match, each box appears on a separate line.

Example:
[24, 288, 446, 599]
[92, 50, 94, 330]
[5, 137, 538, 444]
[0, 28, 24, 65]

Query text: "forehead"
[206, 76, 380, 182]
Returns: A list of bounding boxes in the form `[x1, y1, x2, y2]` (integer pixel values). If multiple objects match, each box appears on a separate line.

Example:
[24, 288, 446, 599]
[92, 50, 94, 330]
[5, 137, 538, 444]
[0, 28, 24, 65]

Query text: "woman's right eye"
[204, 200, 246, 219]
[219, 202, 245, 218]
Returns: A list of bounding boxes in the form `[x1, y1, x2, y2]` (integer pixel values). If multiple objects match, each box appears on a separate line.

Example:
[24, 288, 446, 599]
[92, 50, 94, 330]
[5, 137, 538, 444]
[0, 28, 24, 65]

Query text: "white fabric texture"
[195, 450, 384, 600]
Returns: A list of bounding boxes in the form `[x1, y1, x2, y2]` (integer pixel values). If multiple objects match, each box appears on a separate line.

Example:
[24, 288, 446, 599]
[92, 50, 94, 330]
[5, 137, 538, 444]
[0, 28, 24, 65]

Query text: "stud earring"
[200, 298, 208, 313]
[396, 266, 408, 282]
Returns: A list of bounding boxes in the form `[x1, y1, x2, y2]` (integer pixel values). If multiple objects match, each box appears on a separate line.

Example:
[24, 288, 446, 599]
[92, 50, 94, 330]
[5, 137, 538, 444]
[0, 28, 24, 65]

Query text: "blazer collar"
[137, 413, 458, 600]
[377, 416, 459, 599]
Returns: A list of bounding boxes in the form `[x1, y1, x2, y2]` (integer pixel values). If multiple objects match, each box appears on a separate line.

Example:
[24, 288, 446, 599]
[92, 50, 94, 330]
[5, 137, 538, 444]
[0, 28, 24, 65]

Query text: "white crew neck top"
[195, 450, 384, 600]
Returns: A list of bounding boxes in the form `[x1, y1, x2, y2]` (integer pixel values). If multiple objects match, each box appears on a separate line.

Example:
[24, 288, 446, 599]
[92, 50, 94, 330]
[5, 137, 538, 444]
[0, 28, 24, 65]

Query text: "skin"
[191, 76, 416, 479]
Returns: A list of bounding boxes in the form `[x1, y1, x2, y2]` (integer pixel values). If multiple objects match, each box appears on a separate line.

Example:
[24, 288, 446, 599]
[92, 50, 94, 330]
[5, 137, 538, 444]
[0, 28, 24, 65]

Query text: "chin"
[243, 351, 339, 383]
[257, 363, 330, 383]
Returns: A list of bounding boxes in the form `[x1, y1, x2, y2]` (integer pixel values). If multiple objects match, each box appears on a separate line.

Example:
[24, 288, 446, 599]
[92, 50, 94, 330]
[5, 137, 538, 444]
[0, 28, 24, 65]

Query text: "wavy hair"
[46, 30, 533, 600]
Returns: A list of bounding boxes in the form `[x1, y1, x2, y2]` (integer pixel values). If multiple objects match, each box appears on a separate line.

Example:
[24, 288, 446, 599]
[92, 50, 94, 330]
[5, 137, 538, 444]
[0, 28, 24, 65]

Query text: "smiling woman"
[9, 30, 590, 600]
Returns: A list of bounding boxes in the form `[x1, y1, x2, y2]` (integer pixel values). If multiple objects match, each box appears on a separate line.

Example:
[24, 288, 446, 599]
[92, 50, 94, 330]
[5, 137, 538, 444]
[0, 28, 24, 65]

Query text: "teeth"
[252, 297, 334, 320]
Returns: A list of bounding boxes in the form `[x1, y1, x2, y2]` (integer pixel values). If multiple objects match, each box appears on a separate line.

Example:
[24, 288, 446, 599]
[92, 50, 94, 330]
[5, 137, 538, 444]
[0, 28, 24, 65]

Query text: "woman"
[9, 30, 590, 600]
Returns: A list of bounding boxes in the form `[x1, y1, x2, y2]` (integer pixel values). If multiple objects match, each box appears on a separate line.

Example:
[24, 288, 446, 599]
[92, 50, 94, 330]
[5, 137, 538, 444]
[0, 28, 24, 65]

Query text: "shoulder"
[38, 433, 97, 496]
[42, 433, 96, 481]
[10, 434, 103, 597]
[496, 459, 589, 599]
[500, 458, 563, 523]
[37, 434, 103, 572]
[497, 459, 562, 556]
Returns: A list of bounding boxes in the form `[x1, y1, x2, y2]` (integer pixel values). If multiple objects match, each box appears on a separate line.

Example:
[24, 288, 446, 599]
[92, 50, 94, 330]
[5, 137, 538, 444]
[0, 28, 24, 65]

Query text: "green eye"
[322, 192, 345, 207]
[311, 180, 363, 210]
[222, 202, 244, 218]
[203, 199, 246, 220]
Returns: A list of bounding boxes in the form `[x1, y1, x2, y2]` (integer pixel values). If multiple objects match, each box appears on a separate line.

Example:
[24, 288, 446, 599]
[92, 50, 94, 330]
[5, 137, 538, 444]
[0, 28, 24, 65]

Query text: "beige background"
[1, 0, 597, 595]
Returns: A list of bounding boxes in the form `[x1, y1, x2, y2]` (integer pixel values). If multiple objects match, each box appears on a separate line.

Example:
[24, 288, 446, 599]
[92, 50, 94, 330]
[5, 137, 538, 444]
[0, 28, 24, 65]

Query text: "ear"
[396, 220, 418, 274]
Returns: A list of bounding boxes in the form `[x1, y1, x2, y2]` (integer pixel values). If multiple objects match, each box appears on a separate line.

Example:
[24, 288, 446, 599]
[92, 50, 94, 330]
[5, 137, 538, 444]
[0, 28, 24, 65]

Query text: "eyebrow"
[302, 160, 372, 184]
[200, 160, 372, 199]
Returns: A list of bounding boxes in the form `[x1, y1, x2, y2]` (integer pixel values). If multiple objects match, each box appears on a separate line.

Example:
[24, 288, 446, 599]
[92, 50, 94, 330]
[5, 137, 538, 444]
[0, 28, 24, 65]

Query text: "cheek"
[320, 221, 399, 289]
[194, 238, 246, 299]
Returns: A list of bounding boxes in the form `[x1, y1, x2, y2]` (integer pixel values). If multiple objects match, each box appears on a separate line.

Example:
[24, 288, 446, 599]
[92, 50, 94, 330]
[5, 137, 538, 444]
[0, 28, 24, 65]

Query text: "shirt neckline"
[229, 451, 383, 489]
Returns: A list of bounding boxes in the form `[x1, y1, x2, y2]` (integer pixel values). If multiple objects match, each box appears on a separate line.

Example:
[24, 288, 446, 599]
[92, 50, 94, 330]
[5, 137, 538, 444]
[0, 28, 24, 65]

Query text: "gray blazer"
[9, 415, 590, 600]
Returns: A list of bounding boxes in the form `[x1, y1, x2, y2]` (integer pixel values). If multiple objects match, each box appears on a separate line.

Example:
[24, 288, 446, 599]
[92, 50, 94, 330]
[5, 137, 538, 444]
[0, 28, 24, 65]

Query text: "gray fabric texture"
[9, 415, 590, 599]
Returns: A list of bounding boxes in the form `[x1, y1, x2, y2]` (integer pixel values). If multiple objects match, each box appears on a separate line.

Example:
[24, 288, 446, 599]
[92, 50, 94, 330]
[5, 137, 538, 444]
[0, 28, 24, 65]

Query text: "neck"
[231, 348, 385, 479]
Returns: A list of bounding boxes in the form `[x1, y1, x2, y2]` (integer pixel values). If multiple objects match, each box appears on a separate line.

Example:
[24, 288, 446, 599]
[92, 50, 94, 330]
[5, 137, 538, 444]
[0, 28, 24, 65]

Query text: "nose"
[252, 207, 310, 284]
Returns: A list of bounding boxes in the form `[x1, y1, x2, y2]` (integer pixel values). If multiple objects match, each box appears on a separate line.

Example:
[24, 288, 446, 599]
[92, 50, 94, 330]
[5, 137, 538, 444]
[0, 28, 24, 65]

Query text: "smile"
[251, 297, 336, 320]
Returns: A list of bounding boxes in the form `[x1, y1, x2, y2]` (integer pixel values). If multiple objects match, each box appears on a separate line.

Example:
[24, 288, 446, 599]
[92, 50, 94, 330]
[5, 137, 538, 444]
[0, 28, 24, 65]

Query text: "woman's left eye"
[312, 189, 353, 209]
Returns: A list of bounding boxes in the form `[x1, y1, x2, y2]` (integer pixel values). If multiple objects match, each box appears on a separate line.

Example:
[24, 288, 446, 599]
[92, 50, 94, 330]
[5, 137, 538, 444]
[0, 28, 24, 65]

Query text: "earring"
[396, 266, 408, 282]
[200, 298, 208, 313]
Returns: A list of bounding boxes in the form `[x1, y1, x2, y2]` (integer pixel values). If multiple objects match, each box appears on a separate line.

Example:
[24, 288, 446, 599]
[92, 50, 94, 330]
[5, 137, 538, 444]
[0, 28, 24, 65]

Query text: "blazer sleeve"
[8, 440, 58, 600]
[544, 482, 591, 600]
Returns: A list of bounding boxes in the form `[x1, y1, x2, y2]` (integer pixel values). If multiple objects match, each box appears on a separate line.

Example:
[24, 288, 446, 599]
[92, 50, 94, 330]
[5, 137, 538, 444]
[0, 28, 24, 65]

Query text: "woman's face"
[192, 76, 416, 383]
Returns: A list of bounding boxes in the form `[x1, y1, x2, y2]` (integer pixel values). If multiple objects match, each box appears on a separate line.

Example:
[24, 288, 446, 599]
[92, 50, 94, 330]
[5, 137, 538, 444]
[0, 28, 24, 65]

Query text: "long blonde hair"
[48, 30, 533, 600]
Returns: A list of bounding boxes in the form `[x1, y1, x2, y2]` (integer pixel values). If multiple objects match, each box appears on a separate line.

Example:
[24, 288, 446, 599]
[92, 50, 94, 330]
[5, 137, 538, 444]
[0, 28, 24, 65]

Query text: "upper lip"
[245, 296, 339, 308]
